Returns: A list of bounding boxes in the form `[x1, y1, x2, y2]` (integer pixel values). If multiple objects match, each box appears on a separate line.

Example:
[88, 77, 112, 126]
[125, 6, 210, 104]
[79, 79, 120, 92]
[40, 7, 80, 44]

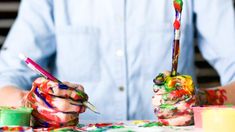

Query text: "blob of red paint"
[170, 89, 189, 98]
[158, 119, 169, 126]
[95, 123, 113, 127]
[174, 20, 181, 30]
[174, 3, 182, 12]
[205, 89, 227, 105]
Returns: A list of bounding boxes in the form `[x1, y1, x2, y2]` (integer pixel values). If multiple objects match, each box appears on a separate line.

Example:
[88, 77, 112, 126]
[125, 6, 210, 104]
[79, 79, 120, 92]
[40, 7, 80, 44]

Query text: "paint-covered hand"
[196, 81, 235, 105]
[152, 71, 196, 126]
[197, 88, 227, 106]
[24, 77, 88, 128]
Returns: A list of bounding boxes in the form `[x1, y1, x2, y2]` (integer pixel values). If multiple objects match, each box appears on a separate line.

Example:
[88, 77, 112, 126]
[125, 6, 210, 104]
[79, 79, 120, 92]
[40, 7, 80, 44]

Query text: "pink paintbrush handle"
[19, 54, 59, 82]
[25, 57, 59, 82]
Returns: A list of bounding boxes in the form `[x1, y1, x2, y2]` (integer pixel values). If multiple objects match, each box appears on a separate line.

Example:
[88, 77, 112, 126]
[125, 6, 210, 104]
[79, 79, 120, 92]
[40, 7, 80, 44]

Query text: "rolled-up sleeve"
[194, 0, 235, 85]
[0, 0, 56, 90]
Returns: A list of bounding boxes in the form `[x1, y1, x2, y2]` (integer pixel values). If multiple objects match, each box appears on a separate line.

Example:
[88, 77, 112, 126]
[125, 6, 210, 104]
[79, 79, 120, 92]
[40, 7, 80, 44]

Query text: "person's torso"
[51, 0, 195, 121]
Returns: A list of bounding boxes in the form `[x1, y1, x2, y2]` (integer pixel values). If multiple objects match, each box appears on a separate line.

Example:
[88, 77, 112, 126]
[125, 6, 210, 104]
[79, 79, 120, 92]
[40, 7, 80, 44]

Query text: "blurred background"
[0, 0, 234, 88]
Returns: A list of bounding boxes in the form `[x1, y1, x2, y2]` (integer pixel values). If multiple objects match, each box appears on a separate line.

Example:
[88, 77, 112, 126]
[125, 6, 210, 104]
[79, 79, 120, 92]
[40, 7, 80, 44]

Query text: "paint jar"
[202, 106, 235, 132]
[0, 107, 32, 127]
[193, 105, 235, 128]
[192, 106, 204, 128]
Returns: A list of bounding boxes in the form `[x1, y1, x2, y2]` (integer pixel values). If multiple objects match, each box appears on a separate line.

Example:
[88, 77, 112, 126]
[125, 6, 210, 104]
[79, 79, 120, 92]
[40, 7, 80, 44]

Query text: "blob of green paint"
[159, 104, 177, 110]
[110, 126, 125, 129]
[88, 125, 125, 132]
[225, 104, 234, 107]
[142, 122, 163, 127]
[174, 0, 183, 12]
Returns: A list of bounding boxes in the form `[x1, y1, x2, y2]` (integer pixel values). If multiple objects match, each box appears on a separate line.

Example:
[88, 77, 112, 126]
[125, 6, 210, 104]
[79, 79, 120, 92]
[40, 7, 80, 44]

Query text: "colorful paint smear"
[198, 88, 227, 105]
[152, 72, 196, 126]
[25, 77, 87, 128]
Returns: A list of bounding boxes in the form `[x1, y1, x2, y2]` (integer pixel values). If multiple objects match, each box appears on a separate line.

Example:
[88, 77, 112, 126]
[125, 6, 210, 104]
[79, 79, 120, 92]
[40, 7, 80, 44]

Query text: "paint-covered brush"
[171, 0, 183, 77]
[19, 53, 100, 114]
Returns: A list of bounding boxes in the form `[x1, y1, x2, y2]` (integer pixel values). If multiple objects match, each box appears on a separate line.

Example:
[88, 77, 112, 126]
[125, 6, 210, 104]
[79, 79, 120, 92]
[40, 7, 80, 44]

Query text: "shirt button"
[116, 49, 124, 57]
[119, 86, 124, 92]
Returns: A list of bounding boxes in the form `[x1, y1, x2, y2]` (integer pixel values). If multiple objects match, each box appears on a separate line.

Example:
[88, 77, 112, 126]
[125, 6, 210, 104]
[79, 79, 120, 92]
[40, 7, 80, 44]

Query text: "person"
[0, 0, 234, 122]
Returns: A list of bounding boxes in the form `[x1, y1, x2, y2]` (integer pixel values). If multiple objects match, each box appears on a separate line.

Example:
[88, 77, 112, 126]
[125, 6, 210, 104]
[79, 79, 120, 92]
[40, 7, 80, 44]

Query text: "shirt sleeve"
[0, 0, 56, 90]
[193, 0, 235, 85]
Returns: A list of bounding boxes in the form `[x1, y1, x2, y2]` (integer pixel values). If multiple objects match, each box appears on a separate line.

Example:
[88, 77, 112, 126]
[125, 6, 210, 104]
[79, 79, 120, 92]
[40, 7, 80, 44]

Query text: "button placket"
[111, 0, 128, 120]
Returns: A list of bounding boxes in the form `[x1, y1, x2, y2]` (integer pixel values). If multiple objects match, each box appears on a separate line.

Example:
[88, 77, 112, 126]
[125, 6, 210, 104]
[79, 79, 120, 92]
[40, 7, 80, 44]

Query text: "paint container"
[202, 107, 235, 132]
[193, 105, 235, 129]
[192, 106, 204, 128]
[0, 107, 32, 127]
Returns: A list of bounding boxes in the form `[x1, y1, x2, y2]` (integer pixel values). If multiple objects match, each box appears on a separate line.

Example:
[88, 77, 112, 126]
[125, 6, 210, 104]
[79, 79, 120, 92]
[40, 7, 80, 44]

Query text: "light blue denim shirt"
[0, 0, 235, 121]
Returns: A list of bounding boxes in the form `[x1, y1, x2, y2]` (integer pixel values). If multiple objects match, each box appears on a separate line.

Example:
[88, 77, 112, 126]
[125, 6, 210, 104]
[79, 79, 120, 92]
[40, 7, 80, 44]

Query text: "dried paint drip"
[171, 0, 183, 76]
[152, 72, 196, 126]
[24, 77, 88, 128]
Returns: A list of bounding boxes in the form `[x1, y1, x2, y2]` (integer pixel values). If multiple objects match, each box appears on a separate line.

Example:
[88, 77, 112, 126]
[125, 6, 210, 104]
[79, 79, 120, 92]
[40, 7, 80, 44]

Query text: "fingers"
[152, 72, 196, 126]
[27, 87, 85, 113]
[32, 110, 78, 127]
[35, 106, 79, 123]
[153, 71, 172, 85]
[79, 106, 86, 113]
[158, 114, 193, 126]
[153, 92, 195, 125]
[45, 84, 87, 101]
[63, 81, 84, 91]
[50, 97, 83, 113]
[163, 71, 171, 76]
[27, 89, 83, 128]
[29, 77, 88, 127]
[33, 77, 88, 101]
[154, 71, 183, 86]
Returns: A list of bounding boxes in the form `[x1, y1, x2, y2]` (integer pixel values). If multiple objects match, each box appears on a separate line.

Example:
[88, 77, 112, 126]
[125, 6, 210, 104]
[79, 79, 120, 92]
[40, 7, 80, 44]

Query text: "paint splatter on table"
[0, 120, 202, 132]
[76, 120, 202, 132]
[0, 126, 33, 132]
